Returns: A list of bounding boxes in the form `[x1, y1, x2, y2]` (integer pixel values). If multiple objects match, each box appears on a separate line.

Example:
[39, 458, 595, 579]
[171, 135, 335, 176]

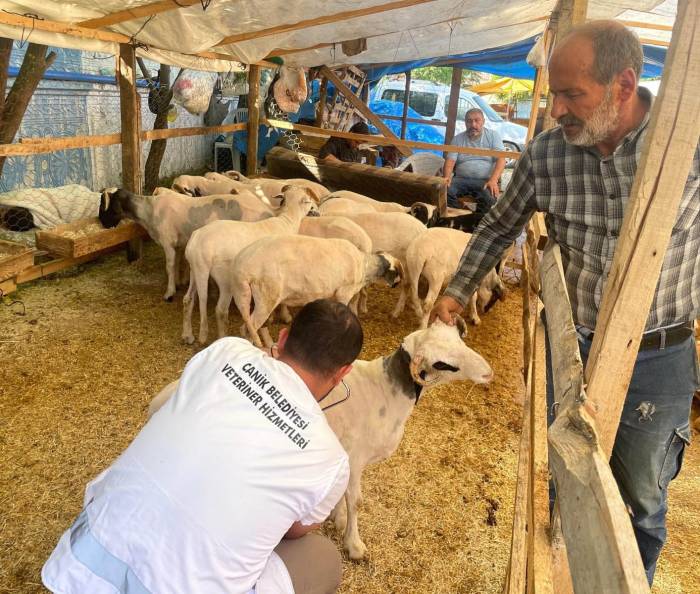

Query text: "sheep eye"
[433, 361, 459, 372]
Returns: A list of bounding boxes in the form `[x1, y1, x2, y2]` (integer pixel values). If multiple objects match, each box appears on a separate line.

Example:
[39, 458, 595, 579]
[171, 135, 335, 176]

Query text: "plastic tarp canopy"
[361, 37, 667, 82]
[0, 1, 673, 70]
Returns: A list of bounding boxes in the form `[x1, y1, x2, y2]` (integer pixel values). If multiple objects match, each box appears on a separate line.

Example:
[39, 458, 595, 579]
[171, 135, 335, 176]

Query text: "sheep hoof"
[164, 295, 174, 303]
[182, 335, 195, 345]
[346, 540, 367, 561]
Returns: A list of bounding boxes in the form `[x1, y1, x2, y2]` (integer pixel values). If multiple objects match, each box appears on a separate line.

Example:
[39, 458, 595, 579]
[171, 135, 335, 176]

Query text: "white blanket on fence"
[0, 185, 100, 229]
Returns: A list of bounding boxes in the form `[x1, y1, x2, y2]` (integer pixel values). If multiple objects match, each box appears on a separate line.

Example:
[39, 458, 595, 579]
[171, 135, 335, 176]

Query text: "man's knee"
[275, 533, 342, 594]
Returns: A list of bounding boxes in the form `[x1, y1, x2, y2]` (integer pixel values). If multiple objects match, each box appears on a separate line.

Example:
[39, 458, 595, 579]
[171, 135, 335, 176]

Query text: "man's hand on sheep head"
[429, 295, 464, 326]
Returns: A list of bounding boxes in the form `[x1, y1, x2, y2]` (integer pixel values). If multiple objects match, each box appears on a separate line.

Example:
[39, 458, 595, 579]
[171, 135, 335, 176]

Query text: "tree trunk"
[142, 63, 173, 194]
[0, 42, 57, 176]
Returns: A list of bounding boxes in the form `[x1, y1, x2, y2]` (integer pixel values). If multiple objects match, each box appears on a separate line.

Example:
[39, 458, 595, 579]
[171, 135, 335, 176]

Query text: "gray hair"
[465, 108, 484, 119]
[568, 20, 643, 84]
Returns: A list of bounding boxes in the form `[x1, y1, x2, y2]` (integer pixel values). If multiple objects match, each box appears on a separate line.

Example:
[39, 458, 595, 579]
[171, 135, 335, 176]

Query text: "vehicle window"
[380, 89, 437, 117]
[443, 97, 470, 121]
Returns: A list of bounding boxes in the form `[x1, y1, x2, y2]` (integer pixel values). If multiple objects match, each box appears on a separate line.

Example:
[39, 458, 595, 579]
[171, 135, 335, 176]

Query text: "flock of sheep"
[98, 170, 506, 559]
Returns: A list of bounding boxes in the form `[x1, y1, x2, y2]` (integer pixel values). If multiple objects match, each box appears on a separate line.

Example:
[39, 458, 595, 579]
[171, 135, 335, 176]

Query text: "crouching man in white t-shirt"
[42, 299, 362, 594]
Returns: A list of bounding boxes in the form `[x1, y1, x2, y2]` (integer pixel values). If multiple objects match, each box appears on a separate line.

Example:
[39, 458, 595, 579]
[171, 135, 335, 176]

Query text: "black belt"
[577, 322, 694, 350]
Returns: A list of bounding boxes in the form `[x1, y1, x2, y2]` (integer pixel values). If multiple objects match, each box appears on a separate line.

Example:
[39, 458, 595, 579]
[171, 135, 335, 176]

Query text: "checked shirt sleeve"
[444, 146, 538, 306]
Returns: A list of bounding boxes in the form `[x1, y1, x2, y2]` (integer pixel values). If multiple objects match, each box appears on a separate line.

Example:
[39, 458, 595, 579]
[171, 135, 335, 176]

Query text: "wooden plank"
[541, 243, 650, 594]
[0, 277, 17, 296]
[585, 0, 700, 456]
[79, 0, 201, 29]
[557, 0, 589, 37]
[400, 71, 412, 139]
[0, 134, 121, 157]
[265, 146, 445, 207]
[526, 30, 550, 143]
[266, 119, 518, 158]
[35, 218, 148, 259]
[0, 12, 130, 43]
[216, 0, 437, 46]
[14, 245, 123, 285]
[529, 310, 553, 594]
[617, 19, 673, 32]
[319, 66, 413, 157]
[0, 240, 34, 282]
[637, 37, 670, 48]
[316, 77, 329, 127]
[444, 67, 462, 146]
[379, 114, 448, 127]
[246, 64, 262, 177]
[142, 122, 246, 141]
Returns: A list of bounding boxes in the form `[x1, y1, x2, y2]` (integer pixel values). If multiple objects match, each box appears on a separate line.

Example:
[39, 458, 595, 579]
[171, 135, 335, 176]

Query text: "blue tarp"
[361, 36, 667, 82]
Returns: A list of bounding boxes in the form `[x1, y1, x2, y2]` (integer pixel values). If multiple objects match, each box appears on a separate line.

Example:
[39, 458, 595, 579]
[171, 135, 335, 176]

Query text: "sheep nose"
[481, 369, 494, 383]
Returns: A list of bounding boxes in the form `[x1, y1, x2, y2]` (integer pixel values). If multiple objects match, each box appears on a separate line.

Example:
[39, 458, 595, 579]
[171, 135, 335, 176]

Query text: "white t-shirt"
[447, 128, 505, 179]
[42, 337, 349, 594]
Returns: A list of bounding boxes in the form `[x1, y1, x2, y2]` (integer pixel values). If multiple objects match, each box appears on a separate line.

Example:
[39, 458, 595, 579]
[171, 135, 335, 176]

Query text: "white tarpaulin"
[0, 0, 676, 69]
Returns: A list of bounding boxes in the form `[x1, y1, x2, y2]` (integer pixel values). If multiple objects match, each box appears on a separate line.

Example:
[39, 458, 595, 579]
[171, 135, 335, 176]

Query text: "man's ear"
[277, 327, 289, 354]
[616, 67, 637, 102]
[332, 364, 353, 385]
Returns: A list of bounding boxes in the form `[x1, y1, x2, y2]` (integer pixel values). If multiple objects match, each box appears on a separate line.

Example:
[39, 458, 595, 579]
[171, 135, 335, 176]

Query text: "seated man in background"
[444, 108, 506, 213]
[319, 121, 370, 163]
[42, 299, 363, 594]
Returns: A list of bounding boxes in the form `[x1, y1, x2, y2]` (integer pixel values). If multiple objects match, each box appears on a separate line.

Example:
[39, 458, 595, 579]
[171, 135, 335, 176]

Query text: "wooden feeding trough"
[35, 218, 148, 259]
[0, 239, 34, 282]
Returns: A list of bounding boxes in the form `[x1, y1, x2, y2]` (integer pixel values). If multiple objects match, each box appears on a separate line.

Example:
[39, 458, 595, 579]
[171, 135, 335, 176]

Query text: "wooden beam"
[316, 77, 328, 127]
[377, 114, 447, 127]
[142, 122, 246, 141]
[320, 66, 412, 157]
[117, 44, 143, 260]
[638, 37, 670, 47]
[584, 0, 700, 456]
[246, 64, 262, 176]
[444, 67, 462, 146]
[79, 0, 201, 29]
[617, 19, 673, 32]
[526, 29, 550, 143]
[216, 0, 437, 46]
[14, 245, 123, 285]
[400, 71, 412, 139]
[0, 133, 121, 156]
[541, 243, 650, 594]
[266, 119, 517, 158]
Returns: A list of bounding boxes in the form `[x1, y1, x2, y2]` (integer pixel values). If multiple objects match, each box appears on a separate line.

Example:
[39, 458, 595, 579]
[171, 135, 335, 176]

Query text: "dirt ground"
[0, 243, 697, 593]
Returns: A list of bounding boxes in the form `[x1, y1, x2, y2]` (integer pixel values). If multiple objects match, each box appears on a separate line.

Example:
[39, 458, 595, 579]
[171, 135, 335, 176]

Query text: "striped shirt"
[445, 89, 700, 331]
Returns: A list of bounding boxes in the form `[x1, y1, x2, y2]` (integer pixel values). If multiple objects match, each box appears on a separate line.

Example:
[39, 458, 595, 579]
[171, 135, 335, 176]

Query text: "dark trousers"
[447, 176, 496, 213]
[545, 329, 696, 585]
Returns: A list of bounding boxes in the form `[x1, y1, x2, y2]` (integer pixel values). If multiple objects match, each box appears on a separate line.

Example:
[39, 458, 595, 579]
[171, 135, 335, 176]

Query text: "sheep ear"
[453, 315, 468, 338]
[230, 188, 240, 195]
[281, 184, 293, 193]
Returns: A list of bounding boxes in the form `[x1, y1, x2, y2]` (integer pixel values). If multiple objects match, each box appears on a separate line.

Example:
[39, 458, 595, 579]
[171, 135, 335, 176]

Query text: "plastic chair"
[396, 152, 445, 176]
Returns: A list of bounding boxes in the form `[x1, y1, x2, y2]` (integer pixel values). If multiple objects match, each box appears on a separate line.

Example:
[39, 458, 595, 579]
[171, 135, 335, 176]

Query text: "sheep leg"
[331, 496, 348, 534]
[195, 268, 211, 344]
[391, 280, 408, 318]
[419, 274, 443, 329]
[259, 326, 274, 348]
[163, 245, 178, 302]
[215, 283, 233, 339]
[181, 270, 197, 344]
[467, 292, 481, 326]
[276, 305, 292, 324]
[343, 468, 368, 561]
[348, 293, 360, 316]
[359, 288, 368, 315]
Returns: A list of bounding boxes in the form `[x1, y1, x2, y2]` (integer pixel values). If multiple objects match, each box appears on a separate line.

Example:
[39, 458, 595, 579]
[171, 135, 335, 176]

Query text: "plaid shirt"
[445, 90, 700, 331]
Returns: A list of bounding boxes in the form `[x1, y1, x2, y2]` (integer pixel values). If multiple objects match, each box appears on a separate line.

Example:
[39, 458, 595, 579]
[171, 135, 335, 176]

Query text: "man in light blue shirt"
[444, 108, 506, 212]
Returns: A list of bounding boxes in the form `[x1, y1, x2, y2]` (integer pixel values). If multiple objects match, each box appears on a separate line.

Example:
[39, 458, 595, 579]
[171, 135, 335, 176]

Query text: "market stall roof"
[0, 0, 676, 72]
[470, 78, 535, 95]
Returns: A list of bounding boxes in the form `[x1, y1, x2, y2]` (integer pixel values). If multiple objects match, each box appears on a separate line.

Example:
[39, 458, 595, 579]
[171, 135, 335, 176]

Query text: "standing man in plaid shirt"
[432, 20, 699, 584]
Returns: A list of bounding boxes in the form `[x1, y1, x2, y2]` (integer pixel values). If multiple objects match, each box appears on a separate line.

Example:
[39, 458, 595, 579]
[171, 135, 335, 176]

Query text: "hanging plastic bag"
[172, 71, 218, 115]
[526, 35, 547, 68]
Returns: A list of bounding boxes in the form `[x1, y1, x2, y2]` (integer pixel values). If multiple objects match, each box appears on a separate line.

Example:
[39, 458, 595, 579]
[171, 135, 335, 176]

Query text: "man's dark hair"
[349, 121, 370, 135]
[284, 300, 363, 376]
[568, 20, 643, 84]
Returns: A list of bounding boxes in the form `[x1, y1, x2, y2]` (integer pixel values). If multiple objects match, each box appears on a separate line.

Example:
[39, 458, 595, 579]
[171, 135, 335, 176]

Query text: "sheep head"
[402, 319, 493, 388]
[99, 188, 128, 229]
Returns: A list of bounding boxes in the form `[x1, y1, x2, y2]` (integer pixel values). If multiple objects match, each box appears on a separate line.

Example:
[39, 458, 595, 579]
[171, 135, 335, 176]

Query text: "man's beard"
[467, 127, 481, 138]
[559, 85, 620, 146]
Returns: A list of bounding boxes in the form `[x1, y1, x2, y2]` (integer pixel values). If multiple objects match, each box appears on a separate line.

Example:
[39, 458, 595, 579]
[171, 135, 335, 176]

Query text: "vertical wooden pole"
[444, 66, 462, 145]
[117, 43, 142, 261]
[526, 30, 551, 143]
[316, 76, 328, 127]
[400, 70, 411, 139]
[247, 64, 261, 176]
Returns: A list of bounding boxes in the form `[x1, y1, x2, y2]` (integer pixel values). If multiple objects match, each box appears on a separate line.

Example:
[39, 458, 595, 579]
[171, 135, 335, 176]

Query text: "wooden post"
[319, 66, 412, 156]
[541, 243, 650, 594]
[117, 43, 143, 261]
[400, 71, 411, 139]
[584, 0, 700, 456]
[247, 64, 262, 176]
[444, 67, 462, 145]
[526, 29, 551, 143]
[316, 76, 328, 127]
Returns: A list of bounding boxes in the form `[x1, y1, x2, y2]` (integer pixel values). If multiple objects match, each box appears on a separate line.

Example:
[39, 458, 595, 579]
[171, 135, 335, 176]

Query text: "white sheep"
[206, 172, 330, 205]
[406, 227, 506, 327]
[99, 188, 274, 301]
[341, 211, 427, 317]
[231, 236, 403, 347]
[171, 174, 250, 197]
[320, 190, 408, 213]
[182, 188, 318, 345]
